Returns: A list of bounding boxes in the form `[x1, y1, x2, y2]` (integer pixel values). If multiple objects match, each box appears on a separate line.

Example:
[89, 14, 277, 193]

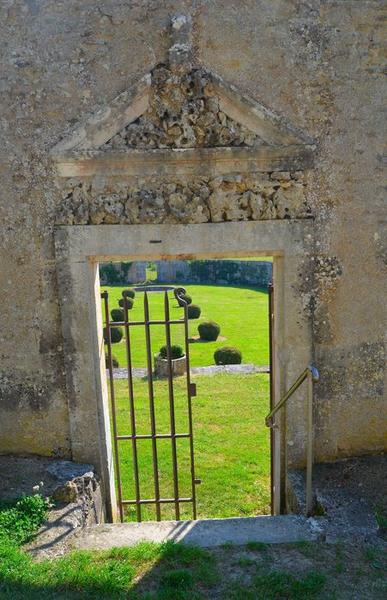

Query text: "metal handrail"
[265, 364, 320, 516]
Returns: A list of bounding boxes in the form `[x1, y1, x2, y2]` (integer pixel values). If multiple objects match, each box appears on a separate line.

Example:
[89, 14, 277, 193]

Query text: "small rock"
[52, 481, 78, 504]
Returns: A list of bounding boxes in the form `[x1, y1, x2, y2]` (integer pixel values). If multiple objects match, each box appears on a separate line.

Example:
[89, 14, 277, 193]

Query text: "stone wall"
[0, 1, 385, 467]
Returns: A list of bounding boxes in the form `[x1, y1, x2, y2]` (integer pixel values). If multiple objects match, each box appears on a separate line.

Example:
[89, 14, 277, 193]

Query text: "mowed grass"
[101, 284, 269, 368]
[112, 373, 271, 521]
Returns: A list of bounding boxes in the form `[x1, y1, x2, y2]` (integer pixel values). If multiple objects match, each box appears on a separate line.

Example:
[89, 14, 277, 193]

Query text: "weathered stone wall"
[0, 1, 385, 464]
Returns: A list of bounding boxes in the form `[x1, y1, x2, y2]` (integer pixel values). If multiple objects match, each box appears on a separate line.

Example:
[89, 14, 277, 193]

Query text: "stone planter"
[154, 353, 187, 378]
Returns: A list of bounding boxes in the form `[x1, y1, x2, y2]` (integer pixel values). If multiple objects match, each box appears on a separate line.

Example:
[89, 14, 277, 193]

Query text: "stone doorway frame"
[55, 220, 314, 522]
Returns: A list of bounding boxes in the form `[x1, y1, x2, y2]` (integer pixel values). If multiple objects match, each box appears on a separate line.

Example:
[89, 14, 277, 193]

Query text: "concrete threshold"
[74, 515, 324, 550]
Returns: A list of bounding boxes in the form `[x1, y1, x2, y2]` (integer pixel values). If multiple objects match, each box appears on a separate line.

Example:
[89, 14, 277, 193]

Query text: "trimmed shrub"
[123, 288, 136, 299]
[111, 308, 124, 322]
[105, 356, 119, 368]
[118, 297, 134, 309]
[159, 344, 185, 360]
[214, 346, 242, 365]
[187, 304, 201, 319]
[177, 293, 192, 307]
[103, 326, 123, 344]
[198, 321, 221, 341]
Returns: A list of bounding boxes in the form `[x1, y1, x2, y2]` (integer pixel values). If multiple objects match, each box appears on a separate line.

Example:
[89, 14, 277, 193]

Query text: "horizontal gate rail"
[104, 319, 184, 327]
[116, 433, 191, 440]
[122, 497, 193, 506]
[102, 287, 198, 523]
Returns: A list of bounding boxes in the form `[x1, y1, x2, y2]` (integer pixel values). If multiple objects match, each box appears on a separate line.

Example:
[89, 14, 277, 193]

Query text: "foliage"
[103, 326, 123, 344]
[123, 288, 136, 299]
[159, 344, 185, 360]
[187, 304, 201, 319]
[214, 346, 242, 365]
[99, 262, 133, 285]
[177, 293, 192, 306]
[118, 297, 134, 309]
[110, 308, 124, 322]
[198, 320, 221, 341]
[0, 495, 48, 546]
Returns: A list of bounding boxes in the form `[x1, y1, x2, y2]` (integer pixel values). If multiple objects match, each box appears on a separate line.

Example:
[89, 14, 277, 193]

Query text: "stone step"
[74, 515, 324, 550]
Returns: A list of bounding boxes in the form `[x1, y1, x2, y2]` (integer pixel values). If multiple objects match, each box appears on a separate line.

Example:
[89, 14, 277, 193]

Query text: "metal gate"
[268, 282, 275, 515]
[102, 288, 198, 523]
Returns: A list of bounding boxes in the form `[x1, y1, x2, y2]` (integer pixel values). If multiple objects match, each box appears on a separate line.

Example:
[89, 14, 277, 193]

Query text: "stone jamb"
[54, 220, 314, 520]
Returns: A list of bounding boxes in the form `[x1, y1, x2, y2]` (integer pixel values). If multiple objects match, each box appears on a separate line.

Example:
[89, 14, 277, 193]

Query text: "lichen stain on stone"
[317, 341, 384, 402]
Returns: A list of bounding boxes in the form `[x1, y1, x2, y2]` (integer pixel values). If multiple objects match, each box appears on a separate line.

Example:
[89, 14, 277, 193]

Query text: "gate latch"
[189, 383, 197, 397]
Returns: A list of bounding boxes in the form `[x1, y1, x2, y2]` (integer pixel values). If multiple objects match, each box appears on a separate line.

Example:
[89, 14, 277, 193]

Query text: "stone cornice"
[53, 145, 315, 178]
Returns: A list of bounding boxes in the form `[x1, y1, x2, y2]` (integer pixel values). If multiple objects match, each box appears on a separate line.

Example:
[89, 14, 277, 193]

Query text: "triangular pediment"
[52, 15, 315, 177]
[52, 65, 312, 155]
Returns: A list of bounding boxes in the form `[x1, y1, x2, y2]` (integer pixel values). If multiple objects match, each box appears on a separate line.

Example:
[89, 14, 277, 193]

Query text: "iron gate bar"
[164, 291, 181, 519]
[101, 291, 124, 522]
[181, 298, 198, 520]
[123, 292, 142, 522]
[143, 292, 162, 521]
[268, 282, 275, 516]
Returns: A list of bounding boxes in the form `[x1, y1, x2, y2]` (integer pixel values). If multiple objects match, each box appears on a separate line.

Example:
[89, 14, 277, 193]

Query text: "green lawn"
[102, 284, 269, 368]
[113, 373, 271, 522]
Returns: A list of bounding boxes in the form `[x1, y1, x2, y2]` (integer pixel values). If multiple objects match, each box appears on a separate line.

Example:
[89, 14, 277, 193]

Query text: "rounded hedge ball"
[111, 308, 124, 322]
[123, 288, 135, 299]
[198, 321, 221, 341]
[103, 326, 123, 344]
[187, 304, 201, 319]
[214, 346, 242, 365]
[118, 297, 134, 309]
[159, 344, 185, 360]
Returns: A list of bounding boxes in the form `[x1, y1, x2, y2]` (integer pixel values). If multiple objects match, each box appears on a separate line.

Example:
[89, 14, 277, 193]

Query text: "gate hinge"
[189, 383, 197, 397]
[194, 478, 202, 485]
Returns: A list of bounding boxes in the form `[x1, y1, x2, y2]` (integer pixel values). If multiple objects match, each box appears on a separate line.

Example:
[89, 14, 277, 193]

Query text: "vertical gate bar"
[144, 292, 161, 521]
[182, 301, 197, 520]
[123, 293, 142, 522]
[164, 292, 180, 520]
[268, 282, 275, 516]
[306, 369, 313, 516]
[102, 291, 124, 522]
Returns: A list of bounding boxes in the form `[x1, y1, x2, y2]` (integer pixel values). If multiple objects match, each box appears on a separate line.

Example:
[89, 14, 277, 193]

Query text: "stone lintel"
[54, 145, 315, 178]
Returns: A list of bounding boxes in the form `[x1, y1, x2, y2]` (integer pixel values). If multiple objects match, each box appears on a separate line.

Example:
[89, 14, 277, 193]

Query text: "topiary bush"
[123, 288, 135, 299]
[111, 308, 124, 322]
[159, 344, 185, 360]
[177, 293, 192, 307]
[198, 321, 221, 341]
[118, 297, 134, 309]
[214, 346, 242, 365]
[103, 326, 123, 344]
[105, 356, 119, 368]
[187, 304, 201, 319]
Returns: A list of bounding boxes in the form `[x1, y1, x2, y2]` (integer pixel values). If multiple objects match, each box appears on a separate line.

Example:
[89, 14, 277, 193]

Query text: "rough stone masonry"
[0, 2, 385, 473]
